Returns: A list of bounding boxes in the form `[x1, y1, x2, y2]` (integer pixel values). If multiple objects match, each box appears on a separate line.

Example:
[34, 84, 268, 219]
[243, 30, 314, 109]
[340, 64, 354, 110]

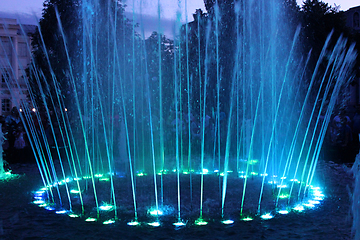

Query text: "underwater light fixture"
[148, 221, 161, 227]
[56, 210, 68, 214]
[85, 217, 97, 222]
[260, 213, 273, 220]
[303, 203, 315, 208]
[148, 208, 163, 216]
[279, 194, 289, 199]
[278, 210, 289, 215]
[103, 219, 115, 225]
[45, 206, 55, 211]
[68, 213, 80, 218]
[173, 221, 186, 227]
[293, 205, 305, 212]
[127, 221, 140, 226]
[99, 177, 110, 181]
[201, 169, 209, 174]
[70, 189, 80, 194]
[195, 218, 208, 226]
[33, 200, 45, 205]
[221, 219, 234, 225]
[308, 200, 320, 205]
[241, 217, 253, 221]
[99, 205, 114, 211]
[136, 172, 147, 177]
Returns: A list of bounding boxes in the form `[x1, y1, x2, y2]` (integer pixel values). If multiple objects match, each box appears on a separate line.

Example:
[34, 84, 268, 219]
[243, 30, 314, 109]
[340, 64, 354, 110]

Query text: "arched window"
[354, 12, 360, 28]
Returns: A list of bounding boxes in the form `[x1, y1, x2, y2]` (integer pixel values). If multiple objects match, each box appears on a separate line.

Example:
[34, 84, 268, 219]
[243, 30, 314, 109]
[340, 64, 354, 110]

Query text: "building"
[343, 6, 360, 109]
[0, 18, 36, 116]
[344, 6, 360, 34]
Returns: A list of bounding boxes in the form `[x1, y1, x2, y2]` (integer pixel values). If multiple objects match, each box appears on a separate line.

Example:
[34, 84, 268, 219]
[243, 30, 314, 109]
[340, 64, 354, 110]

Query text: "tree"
[29, 0, 134, 114]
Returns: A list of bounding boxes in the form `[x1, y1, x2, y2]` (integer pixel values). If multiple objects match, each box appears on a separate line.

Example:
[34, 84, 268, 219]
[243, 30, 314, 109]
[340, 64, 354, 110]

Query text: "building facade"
[344, 6, 360, 33]
[343, 6, 360, 109]
[0, 18, 35, 116]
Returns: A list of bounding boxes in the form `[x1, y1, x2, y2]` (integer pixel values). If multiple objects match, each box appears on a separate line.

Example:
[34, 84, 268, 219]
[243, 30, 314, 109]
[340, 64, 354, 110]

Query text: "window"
[1, 69, 10, 84]
[1, 99, 11, 113]
[0, 39, 11, 57]
[18, 42, 28, 57]
[354, 12, 360, 28]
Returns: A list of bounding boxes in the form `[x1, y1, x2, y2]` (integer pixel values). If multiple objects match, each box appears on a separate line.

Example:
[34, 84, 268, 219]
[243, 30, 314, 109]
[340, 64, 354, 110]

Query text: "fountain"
[0, 124, 5, 178]
[0, 0, 357, 227]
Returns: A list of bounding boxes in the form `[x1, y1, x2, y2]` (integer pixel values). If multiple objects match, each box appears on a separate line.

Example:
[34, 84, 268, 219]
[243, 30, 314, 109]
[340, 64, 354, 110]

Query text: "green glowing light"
[70, 189, 80, 194]
[39, 204, 47, 208]
[278, 210, 289, 215]
[277, 184, 287, 188]
[221, 219, 234, 225]
[249, 159, 259, 165]
[99, 178, 110, 181]
[85, 217, 97, 222]
[35, 190, 45, 195]
[260, 213, 273, 220]
[83, 176, 91, 179]
[94, 174, 103, 178]
[183, 171, 190, 175]
[195, 218, 208, 226]
[69, 214, 80, 218]
[103, 219, 115, 225]
[99, 204, 114, 211]
[279, 194, 289, 199]
[260, 173, 268, 176]
[240, 175, 247, 178]
[74, 177, 82, 181]
[242, 217, 253, 221]
[250, 172, 258, 176]
[136, 172, 147, 177]
[33, 200, 45, 205]
[127, 221, 140, 226]
[220, 172, 225, 176]
[148, 222, 160, 227]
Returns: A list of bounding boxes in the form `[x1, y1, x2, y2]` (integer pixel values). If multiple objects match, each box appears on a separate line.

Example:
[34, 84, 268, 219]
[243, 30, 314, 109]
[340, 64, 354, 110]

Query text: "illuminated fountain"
[0, 124, 5, 178]
[1, 0, 356, 226]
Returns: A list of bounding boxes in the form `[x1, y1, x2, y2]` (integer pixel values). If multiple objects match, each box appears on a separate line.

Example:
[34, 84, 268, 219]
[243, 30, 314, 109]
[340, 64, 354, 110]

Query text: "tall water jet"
[0, 124, 5, 178]
[1, 0, 357, 226]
